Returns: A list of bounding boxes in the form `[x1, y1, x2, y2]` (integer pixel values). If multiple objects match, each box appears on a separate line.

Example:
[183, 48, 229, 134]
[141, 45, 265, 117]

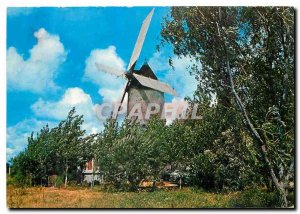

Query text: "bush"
[8, 173, 32, 187]
[55, 176, 65, 187]
[287, 191, 295, 207]
[228, 187, 280, 208]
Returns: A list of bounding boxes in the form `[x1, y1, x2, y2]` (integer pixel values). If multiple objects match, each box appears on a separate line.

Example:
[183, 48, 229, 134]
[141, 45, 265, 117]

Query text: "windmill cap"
[135, 63, 157, 80]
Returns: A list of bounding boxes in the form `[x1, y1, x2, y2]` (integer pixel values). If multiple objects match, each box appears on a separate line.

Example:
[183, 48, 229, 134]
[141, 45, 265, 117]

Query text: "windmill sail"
[133, 73, 177, 96]
[127, 8, 154, 71]
[95, 63, 125, 77]
[112, 81, 130, 119]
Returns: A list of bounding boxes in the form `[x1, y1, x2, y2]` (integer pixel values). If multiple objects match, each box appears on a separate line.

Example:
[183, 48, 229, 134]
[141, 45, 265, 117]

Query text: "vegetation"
[160, 6, 294, 207]
[7, 186, 279, 208]
[10, 108, 95, 187]
[8, 7, 294, 208]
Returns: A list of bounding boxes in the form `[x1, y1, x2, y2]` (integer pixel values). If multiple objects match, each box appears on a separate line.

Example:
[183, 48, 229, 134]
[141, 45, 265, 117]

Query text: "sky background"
[6, 7, 198, 161]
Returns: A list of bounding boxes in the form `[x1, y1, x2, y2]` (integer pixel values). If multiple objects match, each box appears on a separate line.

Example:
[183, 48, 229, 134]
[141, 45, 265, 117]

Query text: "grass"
[7, 185, 280, 208]
[7, 185, 236, 208]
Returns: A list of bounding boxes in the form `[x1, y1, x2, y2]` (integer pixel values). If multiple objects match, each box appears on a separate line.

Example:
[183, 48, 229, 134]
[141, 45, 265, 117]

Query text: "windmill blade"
[95, 62, 126, 77]
[133, 73, 178, 96]
[112, 81, 130, 120]
[127, 8, 154, 71]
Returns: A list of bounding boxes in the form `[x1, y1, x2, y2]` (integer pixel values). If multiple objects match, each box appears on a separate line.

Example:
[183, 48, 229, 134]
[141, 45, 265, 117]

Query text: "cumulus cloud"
[31, 87, 102, 134]
[148, 51, 170, 72]
[83, 46, 127, 103]
[83, 46, 125, 88]
[7, 28, 67, 93]
[148, 51, 199, 99]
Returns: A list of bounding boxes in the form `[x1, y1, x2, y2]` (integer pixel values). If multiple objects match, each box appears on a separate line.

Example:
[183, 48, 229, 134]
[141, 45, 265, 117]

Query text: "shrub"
[228, 187, 280, 208]
[55, 176, 65, 188]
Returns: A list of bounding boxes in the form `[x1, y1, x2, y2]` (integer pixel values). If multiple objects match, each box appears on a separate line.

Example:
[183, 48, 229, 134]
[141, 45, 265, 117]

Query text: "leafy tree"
[160, 7, 294, 207]
[50, 107, 92, 187]
[10, 108, 93, 187]
[95, 118, 168, 191]
[11, 125, 54, 185]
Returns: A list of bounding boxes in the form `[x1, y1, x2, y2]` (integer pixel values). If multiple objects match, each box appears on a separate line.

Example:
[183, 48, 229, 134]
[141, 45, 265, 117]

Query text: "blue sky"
[6, 7, 198, 161]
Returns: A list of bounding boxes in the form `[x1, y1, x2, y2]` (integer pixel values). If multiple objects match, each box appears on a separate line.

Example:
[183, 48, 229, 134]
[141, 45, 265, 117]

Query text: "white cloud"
[83, 46, 127, 103]
[83, 46, 125, 88]
[98, 87, 127, 104]
[148, 51, 199, 99]
[6, 119, 55, 161]
[7, 28, 67, 93]
[148, 51, 170, 71]
[31, 87, 102, 135]
[165, 98, 189, 125]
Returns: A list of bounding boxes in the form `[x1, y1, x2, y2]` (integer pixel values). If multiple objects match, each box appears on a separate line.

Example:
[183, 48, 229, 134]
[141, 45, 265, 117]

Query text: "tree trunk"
[64, 165, 69, 188]
[216, 9, 288, 207]
[225, 53, 288, 207]
[225, 52, 288, 207]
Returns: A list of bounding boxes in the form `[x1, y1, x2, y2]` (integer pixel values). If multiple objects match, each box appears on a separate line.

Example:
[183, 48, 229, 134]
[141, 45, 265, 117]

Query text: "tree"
[11, 125, 54, 186]
[161, 7, 294, 207]
[51, 107, 92, 187]
[95, 118, 169, 191]
[10, 108, 93, 187]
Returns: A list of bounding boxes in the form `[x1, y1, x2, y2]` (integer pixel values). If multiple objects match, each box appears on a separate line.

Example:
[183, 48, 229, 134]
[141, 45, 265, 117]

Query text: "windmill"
[95, 8, 177, 122]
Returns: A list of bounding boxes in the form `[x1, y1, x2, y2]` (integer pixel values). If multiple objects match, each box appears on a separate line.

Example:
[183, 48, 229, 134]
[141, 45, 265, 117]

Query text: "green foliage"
[188, 106, 262, 191]
[95, 109, 262, 192]
[55, 175, 65, 188]
[10, 107, 92, 187]
[228, 187, 280, 208]
[7, 170, 32, 187]
[95, 118, 167, 191]
[160, 6, 294, 206]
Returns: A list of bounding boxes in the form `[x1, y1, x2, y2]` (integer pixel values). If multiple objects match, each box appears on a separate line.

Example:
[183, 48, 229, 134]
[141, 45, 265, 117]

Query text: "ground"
[7, 185, 240, 208]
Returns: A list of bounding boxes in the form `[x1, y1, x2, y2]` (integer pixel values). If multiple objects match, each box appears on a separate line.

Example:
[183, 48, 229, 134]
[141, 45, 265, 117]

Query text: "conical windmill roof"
[133, 62, 158, 80]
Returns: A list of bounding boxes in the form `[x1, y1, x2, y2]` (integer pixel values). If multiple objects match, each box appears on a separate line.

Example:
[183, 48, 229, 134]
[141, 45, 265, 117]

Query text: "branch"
[216, 7, 287, 206]
[225, 56, 264, 144]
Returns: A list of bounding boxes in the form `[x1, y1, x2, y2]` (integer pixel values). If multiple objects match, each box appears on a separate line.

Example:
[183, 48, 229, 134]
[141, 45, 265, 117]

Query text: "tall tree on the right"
[161, 7, 294, 207]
